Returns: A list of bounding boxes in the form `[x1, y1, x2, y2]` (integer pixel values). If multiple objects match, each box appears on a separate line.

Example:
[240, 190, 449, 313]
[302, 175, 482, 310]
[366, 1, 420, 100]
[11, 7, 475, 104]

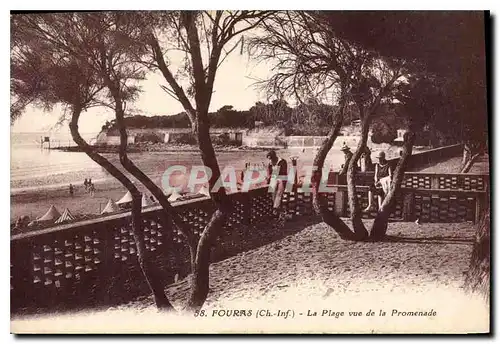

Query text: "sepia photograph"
[9, 9, 491, 334]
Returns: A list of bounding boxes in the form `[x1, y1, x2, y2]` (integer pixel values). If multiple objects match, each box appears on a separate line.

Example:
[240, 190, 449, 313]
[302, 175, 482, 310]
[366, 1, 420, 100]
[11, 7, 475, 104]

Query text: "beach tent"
[198, 185, 210, 197]
[37, 205, 61, 221]
[101, 199, 120, 214]
[55, 208, 75, 224]
[141, 193, 153, 207]
[117, 191, 133, 205]
[168, 189, 182, 202]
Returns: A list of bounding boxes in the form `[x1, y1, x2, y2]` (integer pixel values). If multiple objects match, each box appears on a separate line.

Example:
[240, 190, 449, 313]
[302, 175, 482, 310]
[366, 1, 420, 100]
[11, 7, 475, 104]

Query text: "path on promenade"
[106, 219, 485, 332]
[415, 153, 489, 174]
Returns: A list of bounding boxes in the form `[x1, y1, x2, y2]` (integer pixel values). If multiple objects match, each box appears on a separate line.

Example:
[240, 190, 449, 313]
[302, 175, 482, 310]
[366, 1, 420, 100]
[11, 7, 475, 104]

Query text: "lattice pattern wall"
[10, 188, 277, 313]
[11, 180, 485, 314]
[282, 192, 314, 216]
[343, 192, 404, 220]
[414, 194, 475, 222]
[31, 233, 103, 288]
[176, 201, 213, 237]
[333, 172, 488, 192]
[250, 189, 275, 222]
[404, 175, 432, 189]
[225, 194, 250, 229]
[438, 175, 486, 191]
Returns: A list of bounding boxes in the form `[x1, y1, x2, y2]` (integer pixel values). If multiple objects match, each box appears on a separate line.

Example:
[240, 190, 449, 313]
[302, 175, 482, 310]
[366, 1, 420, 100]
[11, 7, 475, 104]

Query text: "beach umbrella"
[117, 191, 133, 205]
[198, 185, 210, 197]
[168, 190, 182, 202]
[101, 199, 120, 214]
[141, 193, 153, 207]
[55, 208, 75, 224]
[37, 205, 61, 221]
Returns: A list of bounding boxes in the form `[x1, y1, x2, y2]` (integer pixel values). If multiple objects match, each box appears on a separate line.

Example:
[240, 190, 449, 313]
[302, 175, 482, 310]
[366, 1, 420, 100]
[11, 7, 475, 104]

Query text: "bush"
[169, 133, 197, 145]
[288, 124, 333, 136]
[212, 133, 241, 146]
[135, 132, 164, 144]
[211, 133, 230, 145]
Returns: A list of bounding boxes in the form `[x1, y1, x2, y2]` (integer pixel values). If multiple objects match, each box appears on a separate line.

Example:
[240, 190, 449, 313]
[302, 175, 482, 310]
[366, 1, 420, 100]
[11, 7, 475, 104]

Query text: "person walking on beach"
[364, 151, 393, 212]
[266, 150, 288, 226]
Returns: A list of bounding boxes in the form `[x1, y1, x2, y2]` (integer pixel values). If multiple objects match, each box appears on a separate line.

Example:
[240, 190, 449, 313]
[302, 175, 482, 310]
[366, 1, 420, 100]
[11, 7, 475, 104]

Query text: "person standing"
[339, 145, 353, 175]
[361, 146, 373, 172]
[364, 151, 393, 211]
[69, 183, 74, 197]
[266, 150, 288, 226]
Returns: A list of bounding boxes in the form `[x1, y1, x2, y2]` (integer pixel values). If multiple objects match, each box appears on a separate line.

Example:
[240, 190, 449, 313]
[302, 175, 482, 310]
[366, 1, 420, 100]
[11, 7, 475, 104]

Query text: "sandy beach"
[10, 148, 342, 222]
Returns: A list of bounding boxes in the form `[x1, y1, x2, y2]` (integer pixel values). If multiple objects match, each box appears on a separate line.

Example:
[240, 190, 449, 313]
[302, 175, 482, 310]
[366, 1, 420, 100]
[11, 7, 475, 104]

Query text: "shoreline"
[11, 177, 114, 195]
[49, 143, 269, 154]
[12, 143, 414, 193]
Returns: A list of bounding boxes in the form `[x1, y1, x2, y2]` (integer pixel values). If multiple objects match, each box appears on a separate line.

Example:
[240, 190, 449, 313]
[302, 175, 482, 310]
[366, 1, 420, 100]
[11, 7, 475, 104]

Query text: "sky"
[11, 49, 273, 134]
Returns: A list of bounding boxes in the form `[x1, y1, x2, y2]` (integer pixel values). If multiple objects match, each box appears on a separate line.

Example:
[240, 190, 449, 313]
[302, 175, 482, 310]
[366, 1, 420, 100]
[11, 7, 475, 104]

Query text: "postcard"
[10, 10, 490, 334]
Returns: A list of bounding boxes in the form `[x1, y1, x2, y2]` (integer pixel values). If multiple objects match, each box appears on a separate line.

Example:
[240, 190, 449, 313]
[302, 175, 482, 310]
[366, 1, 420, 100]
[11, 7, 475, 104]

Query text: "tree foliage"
[322, 11, 488, 158]
[252, 11, 414, 241]
[11, 11, 278, 313]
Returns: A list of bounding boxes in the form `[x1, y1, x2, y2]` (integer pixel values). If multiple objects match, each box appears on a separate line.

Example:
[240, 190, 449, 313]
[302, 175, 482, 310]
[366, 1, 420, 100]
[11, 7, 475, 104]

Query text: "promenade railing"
[11, 143, 488, 315]
[11, 170, 488, 314]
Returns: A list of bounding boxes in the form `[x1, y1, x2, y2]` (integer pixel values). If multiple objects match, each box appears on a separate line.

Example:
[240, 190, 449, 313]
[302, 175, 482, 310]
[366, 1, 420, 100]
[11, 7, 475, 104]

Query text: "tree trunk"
[186, 208, 226, 310]
[185, 111, 232, 311]
[370, 131, 415, 239]
[465, 191, 490, 301]
[311, 175, 358, 241]
[461, 153, 481, 173]
[114, 115, 176, 311]
[345, 112, 371, 240]
[460, 141, 483, 173]
[195, 114, 229, 206]
[339, 153, 352, 175]
[362, 148, 373, 172]
[154, 13, 231, 311]
[103, 70, 202, 310]
[69, 105, 174, 311]
[128, 192, 175, 310]
[309, 102, 359, 241]
[460, 144, 471, 171]
[111, 91, 197, 268]
[154, 50, 230, 310]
